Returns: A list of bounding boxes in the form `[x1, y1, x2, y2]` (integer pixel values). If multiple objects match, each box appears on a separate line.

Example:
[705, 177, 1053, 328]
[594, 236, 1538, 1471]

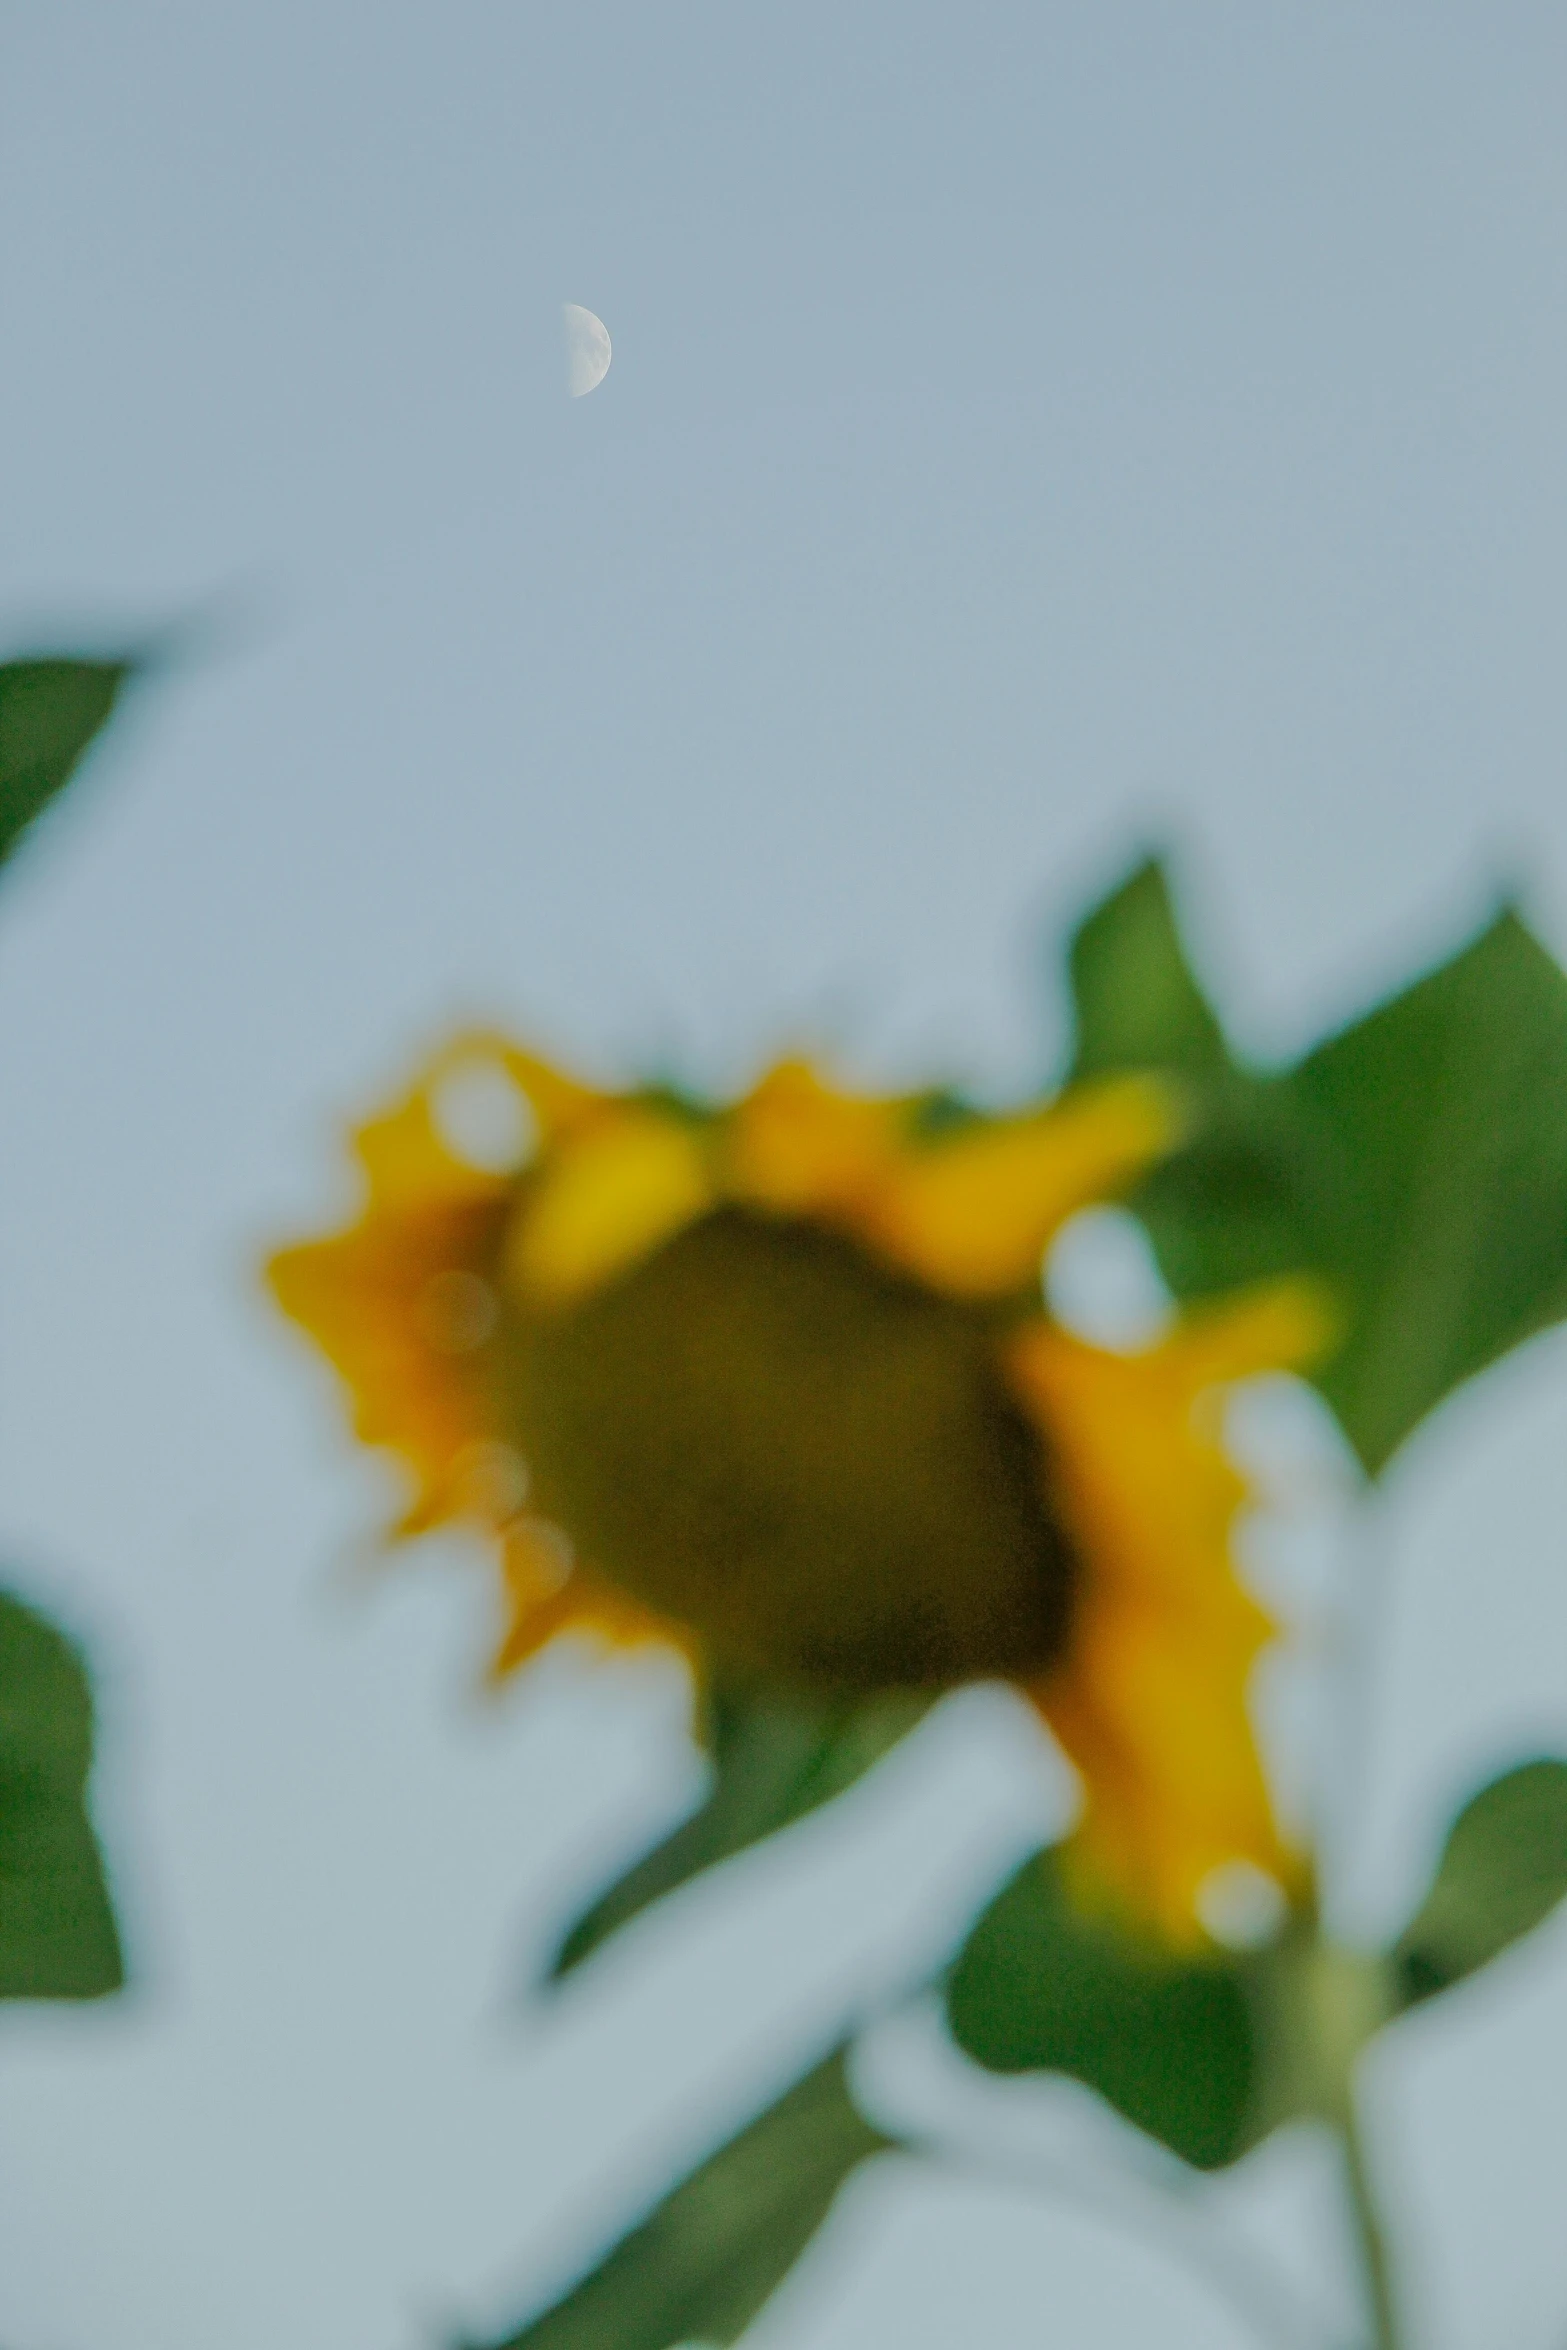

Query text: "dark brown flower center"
[498, 1205, 1078, 1691]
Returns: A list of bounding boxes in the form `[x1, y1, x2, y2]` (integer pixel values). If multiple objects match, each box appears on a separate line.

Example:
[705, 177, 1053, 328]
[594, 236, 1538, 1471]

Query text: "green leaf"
[0, 1589, 123, 1999]
[1063, 854, 1331, 1300]
[1067, 855, 1231, 1084]
[1065, 863, 1567, 1475]
[549, 1681, 929, 1980]
[944, 1850, 1254, 2171]
[1287, 913, 1567, 1472]
[1394, 1758, 1567, 2007]
[471, 2049, 891, 2350]
[0, 656, 134, 867]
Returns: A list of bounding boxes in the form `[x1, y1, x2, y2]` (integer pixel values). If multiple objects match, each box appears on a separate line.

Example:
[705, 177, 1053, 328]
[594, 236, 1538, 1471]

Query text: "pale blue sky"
[1, 7, 1567, 2347]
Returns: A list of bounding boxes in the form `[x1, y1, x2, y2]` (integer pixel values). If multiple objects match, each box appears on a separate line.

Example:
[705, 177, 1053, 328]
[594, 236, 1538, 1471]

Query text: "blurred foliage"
[0, 656, 134, 868]
[5, 623, 1564, 2341]
[476, 2050, 890, 2350]
[1075, 857, 1567, 1474]
[941, 861, 1567, 2172]
[1394, 1757, 1567, 2007]
[948, 1758, 1567, 2173]
[0, 1593, 122, 1999]
[498, 854, 1567, 2350]
[1067, 857, 1231, 1084]
[944, 1848, 1254, 2170]
[527, 1683, 929, 2348]
[550, 1681, 930, 1980]
[0, 648, 138, 2003]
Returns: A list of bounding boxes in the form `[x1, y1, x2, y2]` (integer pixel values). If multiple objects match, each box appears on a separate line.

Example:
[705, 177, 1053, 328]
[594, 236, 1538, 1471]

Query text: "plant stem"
[1341, 2100, 1400, 2350]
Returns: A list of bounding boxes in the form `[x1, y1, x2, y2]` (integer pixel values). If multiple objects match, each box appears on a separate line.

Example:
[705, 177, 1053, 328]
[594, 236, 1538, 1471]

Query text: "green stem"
[1341, 2100, 1400, 2350]
[1254, 1932, 1405, 2348]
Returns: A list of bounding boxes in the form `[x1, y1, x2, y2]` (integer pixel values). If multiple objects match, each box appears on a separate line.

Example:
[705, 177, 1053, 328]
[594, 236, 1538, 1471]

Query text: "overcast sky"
[2, 7, 1567, 2348]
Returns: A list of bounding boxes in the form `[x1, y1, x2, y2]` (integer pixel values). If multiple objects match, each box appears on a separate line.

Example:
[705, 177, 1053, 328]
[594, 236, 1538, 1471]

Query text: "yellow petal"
[1159, 1275, 1339, 1392]
[1009, 1282, 1328, 1940]
[722, 1058, 911, 1220]
[353, 1033, 605, 1200]
[490, 1522, 686, 1680]
[266, 1165, 510, 1538]
[351, 1064, 507, 1209]
[481, 1036, 610, 1147]
[506, 1104, 716, 1309]
[869, 1075, 1180, 1299]
[265, 1031, 608, 1535]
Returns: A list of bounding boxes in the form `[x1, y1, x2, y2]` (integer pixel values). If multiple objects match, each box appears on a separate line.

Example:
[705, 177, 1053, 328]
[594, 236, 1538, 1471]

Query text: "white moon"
[562, 303, 611, 397]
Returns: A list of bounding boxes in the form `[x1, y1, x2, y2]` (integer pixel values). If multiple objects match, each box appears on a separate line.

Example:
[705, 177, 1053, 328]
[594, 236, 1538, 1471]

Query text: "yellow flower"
[268, 1033, 1328, 1942]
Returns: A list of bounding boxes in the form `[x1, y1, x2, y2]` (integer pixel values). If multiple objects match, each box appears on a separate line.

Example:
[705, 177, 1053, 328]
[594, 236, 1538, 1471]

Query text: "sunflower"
[268, 1034, 1327, 1942]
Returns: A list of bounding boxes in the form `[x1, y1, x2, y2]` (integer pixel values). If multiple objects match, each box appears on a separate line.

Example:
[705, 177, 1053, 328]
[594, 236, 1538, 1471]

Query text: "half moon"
[563, 303, 612, 397]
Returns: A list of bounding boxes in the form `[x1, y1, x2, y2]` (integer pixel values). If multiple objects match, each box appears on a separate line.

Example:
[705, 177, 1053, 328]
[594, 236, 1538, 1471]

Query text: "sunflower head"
[269, 1031, 1327, 1942]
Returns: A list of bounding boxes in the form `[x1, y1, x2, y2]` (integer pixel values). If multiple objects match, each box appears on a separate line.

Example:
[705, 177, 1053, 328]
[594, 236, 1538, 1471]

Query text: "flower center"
[499, 1205, 1078, 1689]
